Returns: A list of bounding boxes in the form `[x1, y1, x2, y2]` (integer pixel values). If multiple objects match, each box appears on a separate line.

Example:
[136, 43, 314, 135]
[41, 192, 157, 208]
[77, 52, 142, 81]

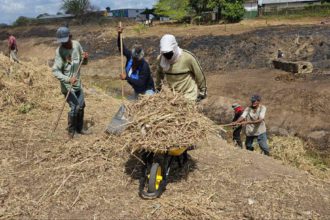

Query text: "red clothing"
[234, 106, 243, 114]
[8, 35, 17, 50]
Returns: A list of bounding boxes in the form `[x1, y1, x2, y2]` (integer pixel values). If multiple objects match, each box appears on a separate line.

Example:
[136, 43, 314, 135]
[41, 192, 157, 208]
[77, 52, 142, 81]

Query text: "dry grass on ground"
[0, 54, 330, 219]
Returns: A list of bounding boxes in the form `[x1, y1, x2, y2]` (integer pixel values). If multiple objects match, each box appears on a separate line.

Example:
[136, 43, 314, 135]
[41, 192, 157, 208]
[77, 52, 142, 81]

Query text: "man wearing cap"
[232, 103, 244, 148]
[234, 95, 270, 155]
[156, 34, 207, 102]
[52, 26, 89, 139]
[117, 27, 155, 99]
[7, 33, 19, 63]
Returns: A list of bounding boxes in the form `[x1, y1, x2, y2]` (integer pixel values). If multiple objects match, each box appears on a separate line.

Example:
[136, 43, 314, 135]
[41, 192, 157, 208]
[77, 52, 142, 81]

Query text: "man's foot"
[76, 129, 91, 135]
[67, 132, 75, 140]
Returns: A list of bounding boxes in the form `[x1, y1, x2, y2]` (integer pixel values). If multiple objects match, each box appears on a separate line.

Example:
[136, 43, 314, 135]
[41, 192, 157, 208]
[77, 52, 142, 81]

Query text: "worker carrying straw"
[156, 34, 207, 102]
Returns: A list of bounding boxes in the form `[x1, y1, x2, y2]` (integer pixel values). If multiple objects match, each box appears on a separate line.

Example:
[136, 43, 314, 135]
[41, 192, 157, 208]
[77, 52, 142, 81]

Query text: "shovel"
[105, 104, 129, 134]
[106, 21, 128, 135]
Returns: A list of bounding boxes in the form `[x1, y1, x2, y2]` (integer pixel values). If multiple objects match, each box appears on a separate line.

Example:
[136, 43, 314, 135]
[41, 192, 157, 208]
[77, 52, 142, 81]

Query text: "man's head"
[131, 44, 144, 63]
[6, 32, 11, 37]
[56, 26, 72, 49]
[232, 103, 240, 110]
[250, 94, 261, 108]
[160, 34, 178, 60]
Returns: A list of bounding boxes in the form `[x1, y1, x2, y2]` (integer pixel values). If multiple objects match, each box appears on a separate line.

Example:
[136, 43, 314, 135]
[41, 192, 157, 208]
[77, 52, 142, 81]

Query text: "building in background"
[244, 0, 258, 18]
[111, 8, 145, 19]
[258, 0, 322, 15]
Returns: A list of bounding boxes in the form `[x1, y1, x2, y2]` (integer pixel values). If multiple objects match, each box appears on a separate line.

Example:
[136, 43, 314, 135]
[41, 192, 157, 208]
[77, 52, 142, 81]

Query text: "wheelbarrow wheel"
[148, 163, 163, 193]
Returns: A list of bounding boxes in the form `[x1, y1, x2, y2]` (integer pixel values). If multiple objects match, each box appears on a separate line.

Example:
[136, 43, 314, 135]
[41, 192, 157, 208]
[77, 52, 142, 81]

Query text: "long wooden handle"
[220, 120, 263, 127]
[119, 21, 124, 99]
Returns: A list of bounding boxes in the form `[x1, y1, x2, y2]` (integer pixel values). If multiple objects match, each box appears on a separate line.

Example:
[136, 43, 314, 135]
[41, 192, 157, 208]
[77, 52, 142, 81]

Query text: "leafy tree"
[222, 1, 245, 22]
[61, 0, 91, 17]
[207, 0, 244, 22]
[206, 0, 225, 19]
[13, 16, 31, 26]
[189, 0, 210, 15]
[155, 0, 190, 20]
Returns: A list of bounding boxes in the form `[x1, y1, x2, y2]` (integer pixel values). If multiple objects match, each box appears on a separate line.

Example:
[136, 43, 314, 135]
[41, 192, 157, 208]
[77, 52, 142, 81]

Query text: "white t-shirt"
[241, 105, 267, 136]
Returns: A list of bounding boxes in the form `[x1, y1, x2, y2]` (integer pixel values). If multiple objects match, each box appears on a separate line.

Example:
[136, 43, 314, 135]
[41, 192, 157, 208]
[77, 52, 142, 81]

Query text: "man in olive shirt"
[234, 95, 270, 156]
[156, 34, 207, 101]
[52, 26, 88, 138]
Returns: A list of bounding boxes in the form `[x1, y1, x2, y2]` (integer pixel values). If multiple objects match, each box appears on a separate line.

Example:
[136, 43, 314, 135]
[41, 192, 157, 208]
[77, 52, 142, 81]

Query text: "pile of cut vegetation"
[0, 53, 58, 113]
[106, 88, 218, 154]
[269, 136, 330, 179]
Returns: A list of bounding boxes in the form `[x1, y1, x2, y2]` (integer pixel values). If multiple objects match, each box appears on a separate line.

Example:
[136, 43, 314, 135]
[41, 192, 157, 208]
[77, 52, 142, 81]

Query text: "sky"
[0, 0, 157, 24]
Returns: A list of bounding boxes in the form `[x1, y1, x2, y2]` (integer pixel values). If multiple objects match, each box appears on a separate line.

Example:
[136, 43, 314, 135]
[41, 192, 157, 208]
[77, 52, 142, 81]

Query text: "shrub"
[223, 2, 245, 23]
[13, 16, 32, 26]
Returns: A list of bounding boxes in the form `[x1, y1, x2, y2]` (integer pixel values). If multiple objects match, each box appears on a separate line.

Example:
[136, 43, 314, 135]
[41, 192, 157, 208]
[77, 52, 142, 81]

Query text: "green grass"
[18, 102, 34, 114]
[133, 24, 147, 34]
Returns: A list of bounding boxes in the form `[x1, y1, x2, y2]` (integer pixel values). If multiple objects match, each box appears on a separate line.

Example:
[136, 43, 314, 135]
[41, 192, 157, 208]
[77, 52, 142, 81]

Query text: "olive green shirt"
[156, 50, 207, 101]
[52, 40, 83, 94]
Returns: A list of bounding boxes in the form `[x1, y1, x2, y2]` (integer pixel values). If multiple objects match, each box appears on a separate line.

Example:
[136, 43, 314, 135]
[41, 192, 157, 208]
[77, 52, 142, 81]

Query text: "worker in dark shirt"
[117, 27, 155, 99]
[232, 103, 244, 148]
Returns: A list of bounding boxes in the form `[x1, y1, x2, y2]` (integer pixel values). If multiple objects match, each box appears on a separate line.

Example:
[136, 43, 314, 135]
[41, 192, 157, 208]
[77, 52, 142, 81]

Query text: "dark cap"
[56, 26, 70, 43]
[131, 44, 144, 60]
[251, 94, 261, 102]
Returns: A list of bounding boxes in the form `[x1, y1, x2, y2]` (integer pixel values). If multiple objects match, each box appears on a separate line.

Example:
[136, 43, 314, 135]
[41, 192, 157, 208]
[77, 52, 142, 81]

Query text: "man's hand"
[120, 72, 127, 80]
[155, 86, 162, 93]
[82, 52, 88, 65]
[69, 76, 77, 85]
[117, 26, 124, 34]
[83, 52, 88, 59]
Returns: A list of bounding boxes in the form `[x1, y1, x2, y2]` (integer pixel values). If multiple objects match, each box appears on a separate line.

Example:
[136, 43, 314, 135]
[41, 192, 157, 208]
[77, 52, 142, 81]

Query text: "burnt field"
[80, 24, 330, 72]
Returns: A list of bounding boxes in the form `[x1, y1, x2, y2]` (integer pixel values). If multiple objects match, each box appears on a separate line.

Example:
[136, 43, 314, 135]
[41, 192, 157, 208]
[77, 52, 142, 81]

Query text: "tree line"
[155, 0, 246, 23]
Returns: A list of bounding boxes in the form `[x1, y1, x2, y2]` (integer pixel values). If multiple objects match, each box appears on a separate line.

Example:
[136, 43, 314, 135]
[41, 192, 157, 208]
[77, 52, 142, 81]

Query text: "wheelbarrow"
[139, 146, 189, 199]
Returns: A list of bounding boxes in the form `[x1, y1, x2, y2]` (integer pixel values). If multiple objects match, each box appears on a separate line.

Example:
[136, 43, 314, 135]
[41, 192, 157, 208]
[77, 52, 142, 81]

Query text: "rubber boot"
[67, 114, 76, 139]
[76, 108, 91, 135]
[76, 108, 84, 133]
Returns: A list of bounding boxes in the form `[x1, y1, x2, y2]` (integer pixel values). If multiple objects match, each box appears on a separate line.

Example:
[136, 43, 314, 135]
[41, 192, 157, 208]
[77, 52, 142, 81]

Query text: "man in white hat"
[52, 26, 89, 138]
[155, 34, 207, 101]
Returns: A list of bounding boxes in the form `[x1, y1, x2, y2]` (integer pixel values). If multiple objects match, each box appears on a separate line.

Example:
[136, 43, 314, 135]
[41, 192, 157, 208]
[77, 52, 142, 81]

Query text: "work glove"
[155, 86, 162, 93]
[197, 88, 207, 102]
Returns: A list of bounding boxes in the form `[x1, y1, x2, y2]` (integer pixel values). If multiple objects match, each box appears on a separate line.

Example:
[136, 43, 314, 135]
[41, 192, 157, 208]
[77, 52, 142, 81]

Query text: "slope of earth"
[1, 54, 330, 219]
[203, 68, 330, 153]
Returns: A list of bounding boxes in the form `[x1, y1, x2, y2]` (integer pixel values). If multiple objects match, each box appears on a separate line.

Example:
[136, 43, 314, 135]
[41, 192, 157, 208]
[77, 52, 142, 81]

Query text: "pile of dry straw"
[0, 53, 58, 112]
[106, 88, 218, 154]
